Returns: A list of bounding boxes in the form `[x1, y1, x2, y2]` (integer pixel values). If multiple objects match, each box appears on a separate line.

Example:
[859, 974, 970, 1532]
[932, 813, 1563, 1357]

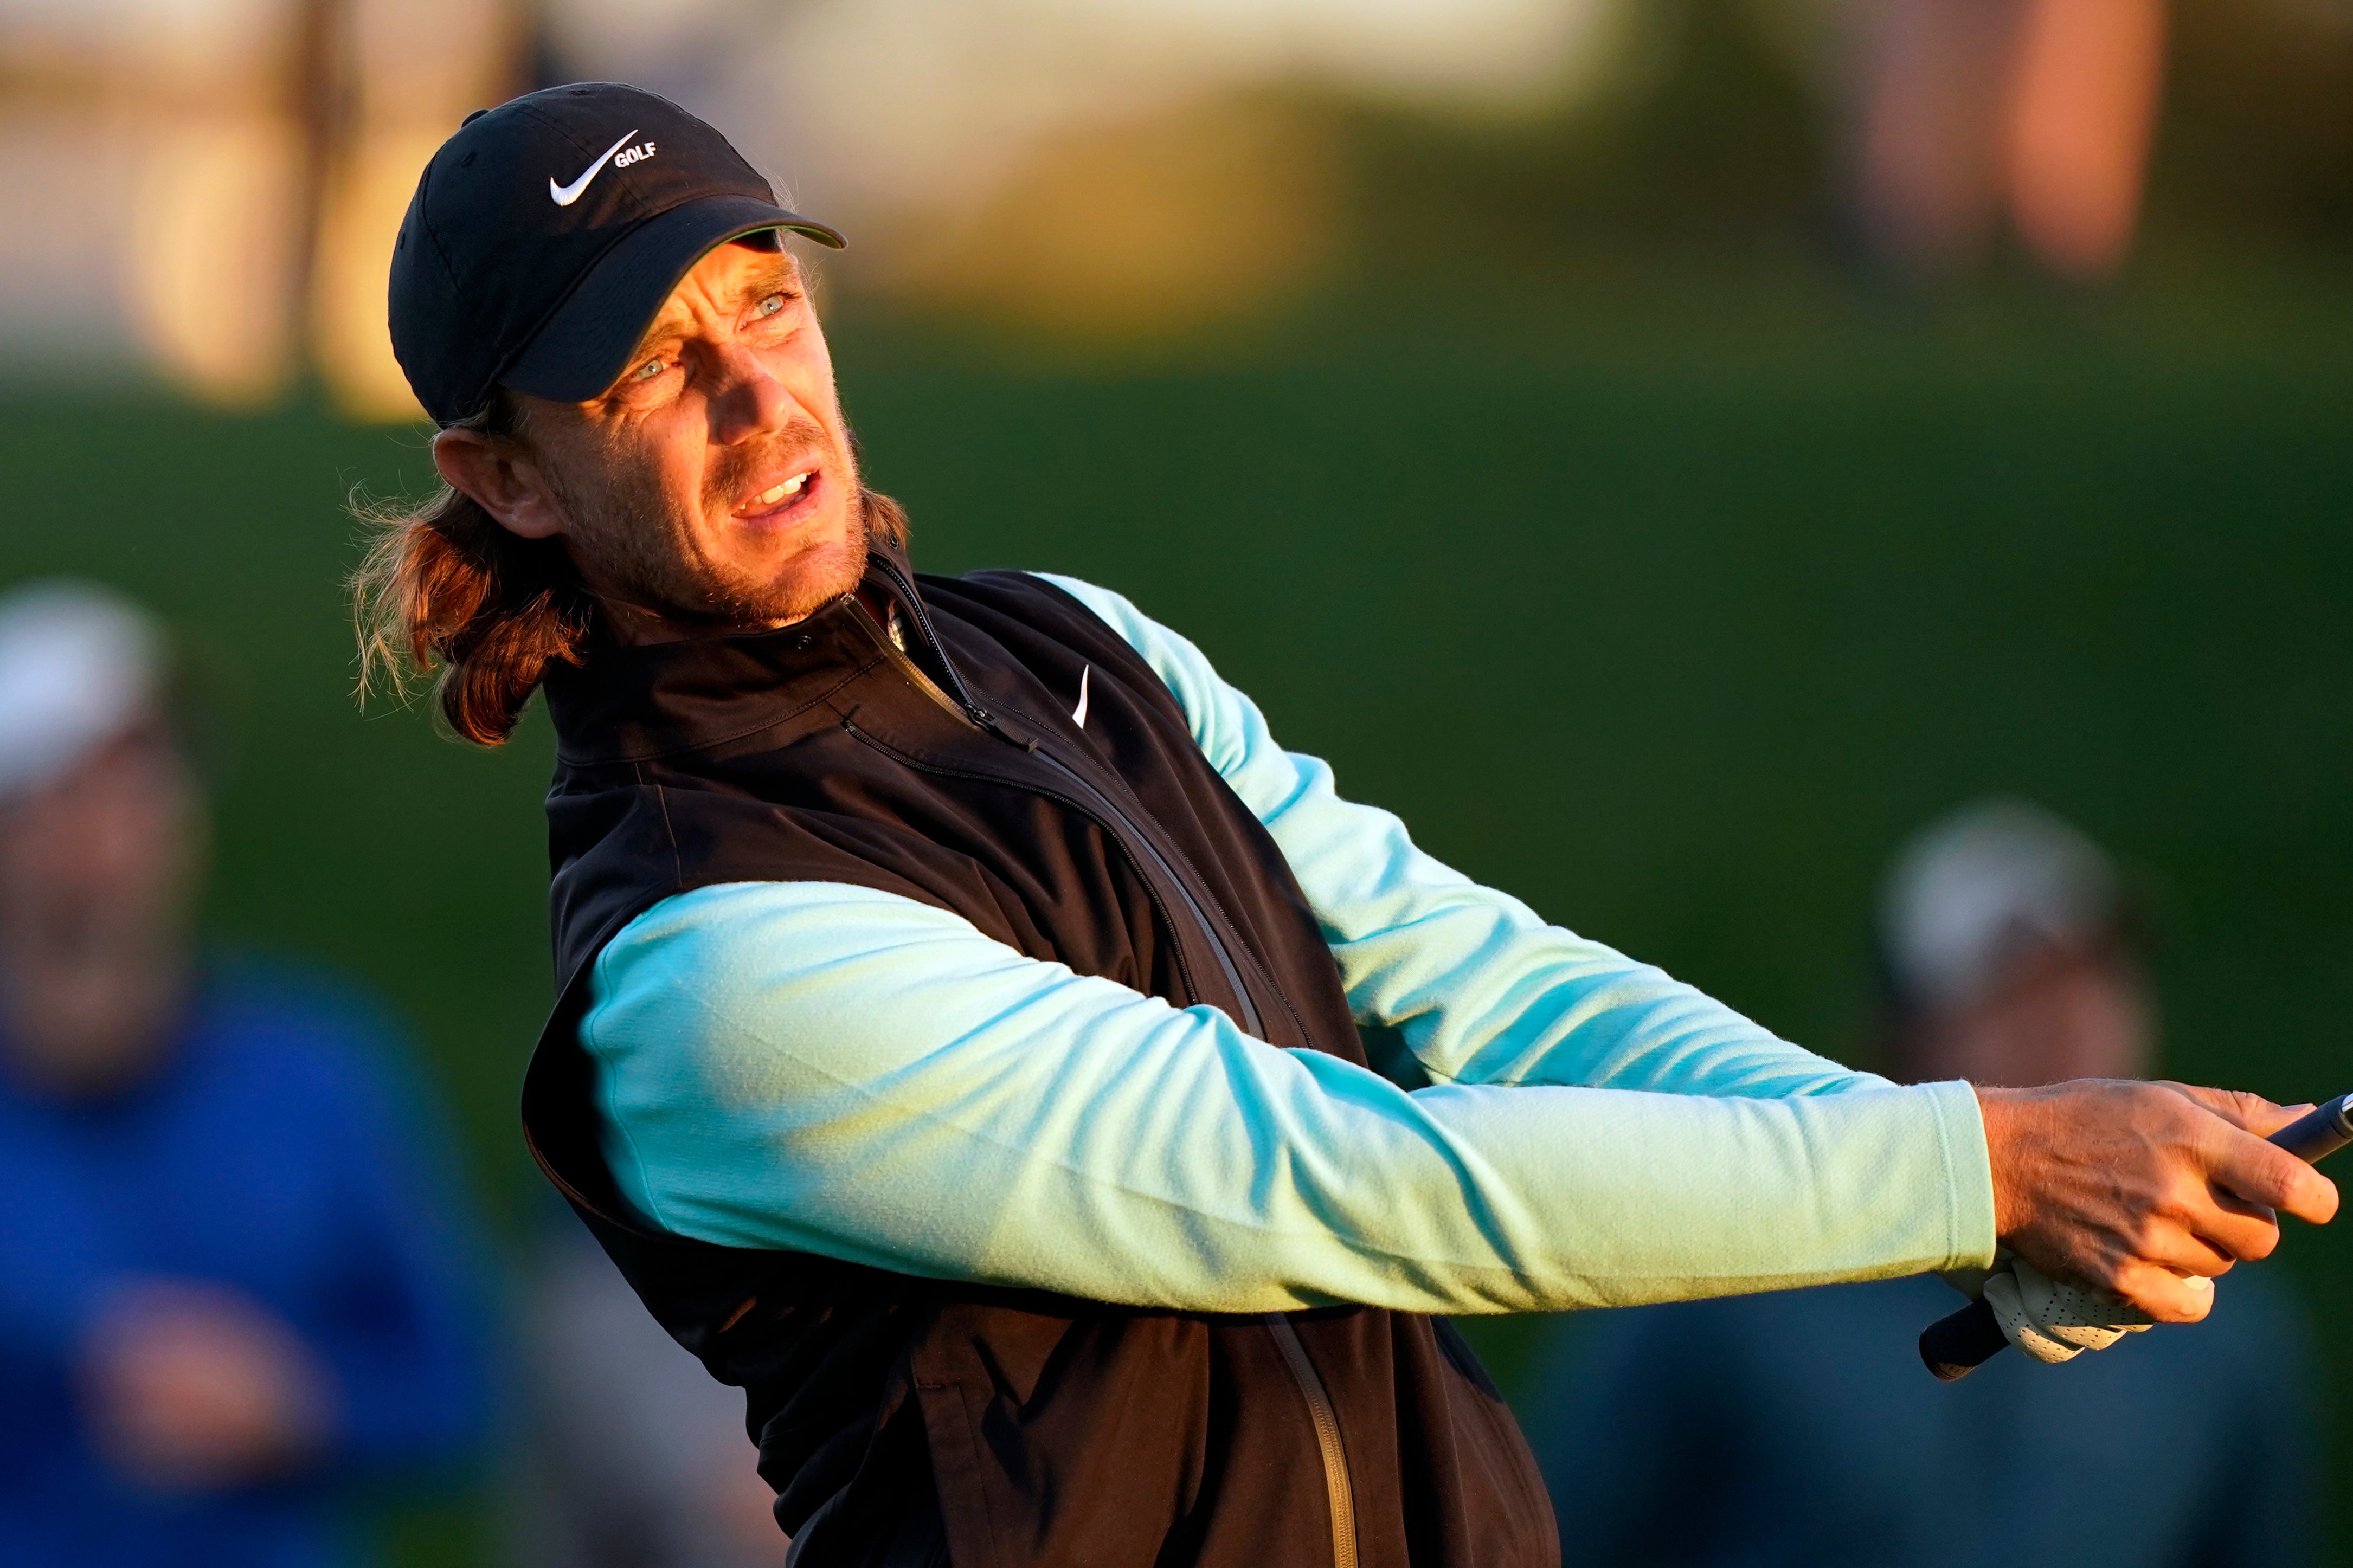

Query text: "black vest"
[522, 538, 1558, 1568]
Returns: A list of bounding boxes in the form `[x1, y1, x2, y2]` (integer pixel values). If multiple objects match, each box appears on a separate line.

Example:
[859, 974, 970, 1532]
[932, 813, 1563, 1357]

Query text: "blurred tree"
[2153, 0, 2353, 246]
[1282, 0, 2353, 300]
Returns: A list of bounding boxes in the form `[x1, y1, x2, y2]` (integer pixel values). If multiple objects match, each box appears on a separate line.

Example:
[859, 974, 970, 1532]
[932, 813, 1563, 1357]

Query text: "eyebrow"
[626, 257, 805, 365]
[734, 258, 803, 309]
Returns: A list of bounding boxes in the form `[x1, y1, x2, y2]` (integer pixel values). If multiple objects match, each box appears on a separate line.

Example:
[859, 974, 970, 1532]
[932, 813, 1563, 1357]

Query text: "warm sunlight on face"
[466, 238, 868, 634]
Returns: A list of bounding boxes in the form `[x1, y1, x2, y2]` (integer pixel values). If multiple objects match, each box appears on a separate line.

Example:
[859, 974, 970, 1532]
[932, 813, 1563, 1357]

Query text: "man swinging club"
[359, 83, 2336, 1567]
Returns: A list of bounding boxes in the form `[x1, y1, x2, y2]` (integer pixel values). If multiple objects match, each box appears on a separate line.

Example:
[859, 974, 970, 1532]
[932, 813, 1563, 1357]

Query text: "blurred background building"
[0, 0, 510, 415]
[17, 0, 2353, 409]
[7, 0, 2353, 1564]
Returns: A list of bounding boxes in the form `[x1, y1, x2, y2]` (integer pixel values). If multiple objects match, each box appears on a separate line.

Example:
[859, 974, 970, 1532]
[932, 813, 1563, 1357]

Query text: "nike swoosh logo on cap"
[549, 130, 638, 207]
[1072, 665, 1090, 728]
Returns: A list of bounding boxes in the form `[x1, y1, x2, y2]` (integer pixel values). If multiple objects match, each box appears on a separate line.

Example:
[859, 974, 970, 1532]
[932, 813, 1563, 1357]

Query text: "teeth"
[754, 472, 811, 507]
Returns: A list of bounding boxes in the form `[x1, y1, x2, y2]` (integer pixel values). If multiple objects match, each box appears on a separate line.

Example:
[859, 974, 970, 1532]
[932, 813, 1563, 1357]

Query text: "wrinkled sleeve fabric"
[587, 885, 1989, 1314]
[1037, 572, 1915, 1102]
[577, 575, 1996, 1315]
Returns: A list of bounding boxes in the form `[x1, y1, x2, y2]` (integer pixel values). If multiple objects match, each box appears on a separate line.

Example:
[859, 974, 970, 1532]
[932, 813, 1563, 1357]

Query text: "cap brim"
[499, 193, 845, 404]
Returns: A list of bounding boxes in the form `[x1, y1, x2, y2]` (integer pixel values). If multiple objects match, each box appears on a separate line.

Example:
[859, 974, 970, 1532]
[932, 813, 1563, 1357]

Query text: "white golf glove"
[1944, 1249, 2161, 1364]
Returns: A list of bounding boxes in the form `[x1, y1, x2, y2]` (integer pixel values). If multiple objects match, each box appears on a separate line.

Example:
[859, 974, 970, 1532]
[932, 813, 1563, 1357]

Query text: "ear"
[432, 423, 569, 541]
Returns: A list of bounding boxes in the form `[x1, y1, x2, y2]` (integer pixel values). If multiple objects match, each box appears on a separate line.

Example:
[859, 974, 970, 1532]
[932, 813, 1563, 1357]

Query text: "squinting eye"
[754, 293, 790, 319]
[629, 357, 668, 383]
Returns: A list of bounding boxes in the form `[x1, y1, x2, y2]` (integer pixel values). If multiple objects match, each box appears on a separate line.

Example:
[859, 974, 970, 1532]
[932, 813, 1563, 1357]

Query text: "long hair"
[349, 393, 592, 746]
[349, 396, 909, 747]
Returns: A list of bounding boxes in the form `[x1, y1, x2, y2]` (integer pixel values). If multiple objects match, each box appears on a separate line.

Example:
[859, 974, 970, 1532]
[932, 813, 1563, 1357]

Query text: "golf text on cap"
[550, 129, 659, 207]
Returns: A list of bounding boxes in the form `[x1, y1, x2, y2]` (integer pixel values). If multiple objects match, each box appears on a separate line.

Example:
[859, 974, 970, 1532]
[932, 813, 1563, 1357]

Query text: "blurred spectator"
[1523, 799, 2316, 1568]
[0, 580, 490, 1567]
[510, 1219, 783, 1568]
[1846, 0, 2166, 281]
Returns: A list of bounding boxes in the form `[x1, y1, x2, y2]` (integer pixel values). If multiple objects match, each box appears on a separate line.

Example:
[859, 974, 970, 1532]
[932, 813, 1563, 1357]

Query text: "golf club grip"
[1918, 1092, 2353, 1382]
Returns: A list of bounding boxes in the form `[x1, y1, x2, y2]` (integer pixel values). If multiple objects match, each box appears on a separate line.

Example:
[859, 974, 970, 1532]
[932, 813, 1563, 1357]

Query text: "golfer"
[358, 83, 2335, 1568]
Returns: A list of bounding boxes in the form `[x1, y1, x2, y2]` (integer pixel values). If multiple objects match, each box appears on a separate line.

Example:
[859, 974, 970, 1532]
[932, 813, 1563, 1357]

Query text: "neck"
[575, 543, 884, 648]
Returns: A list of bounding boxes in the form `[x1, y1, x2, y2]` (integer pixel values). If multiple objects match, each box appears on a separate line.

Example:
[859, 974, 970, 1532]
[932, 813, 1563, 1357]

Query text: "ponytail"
[349, 392, 592, 746]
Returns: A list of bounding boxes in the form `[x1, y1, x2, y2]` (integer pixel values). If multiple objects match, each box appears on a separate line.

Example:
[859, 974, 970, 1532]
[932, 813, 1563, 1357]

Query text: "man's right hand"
[81, 1280, 334, 1492]
[1979, 1080, 2339, 1323]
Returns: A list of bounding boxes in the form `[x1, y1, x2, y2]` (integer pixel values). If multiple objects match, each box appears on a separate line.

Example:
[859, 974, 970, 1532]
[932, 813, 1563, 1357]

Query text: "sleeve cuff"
[1921, 1078, 1999, 1270]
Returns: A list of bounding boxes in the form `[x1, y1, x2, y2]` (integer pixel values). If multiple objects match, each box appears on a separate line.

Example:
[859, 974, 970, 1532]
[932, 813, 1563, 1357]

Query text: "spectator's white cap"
[0, 580, 164, 803]
[1879, 799, 2121, 1015]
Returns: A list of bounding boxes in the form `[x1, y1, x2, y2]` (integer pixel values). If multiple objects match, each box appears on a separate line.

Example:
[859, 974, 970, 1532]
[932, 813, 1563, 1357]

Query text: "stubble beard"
[555, 418, 871, 631]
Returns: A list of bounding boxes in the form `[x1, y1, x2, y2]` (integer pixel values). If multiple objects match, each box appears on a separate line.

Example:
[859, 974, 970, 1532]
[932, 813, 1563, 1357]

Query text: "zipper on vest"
[863, 605, 983, 731]
[1024, 745, 1265, 1038]
[839, 722, 1266, 1040]
[856, 557, 1266, 1038]
[866, 561, 1349, 1559]
[1264, 1313, 1359, 1568]
[868, 555, 1004, 734]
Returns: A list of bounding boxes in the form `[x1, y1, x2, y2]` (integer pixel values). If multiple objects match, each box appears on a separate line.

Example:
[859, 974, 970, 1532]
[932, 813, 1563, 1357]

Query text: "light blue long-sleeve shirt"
[579, 575, 1996, 1315]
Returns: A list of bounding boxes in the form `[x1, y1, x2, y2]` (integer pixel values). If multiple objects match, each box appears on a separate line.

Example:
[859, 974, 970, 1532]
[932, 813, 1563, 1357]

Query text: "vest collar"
[542, 534, 918, 766]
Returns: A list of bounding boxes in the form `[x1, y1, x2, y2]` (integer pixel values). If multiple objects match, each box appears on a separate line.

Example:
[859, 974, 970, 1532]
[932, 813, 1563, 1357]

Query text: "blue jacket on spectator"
[0, 955, 491, 1568]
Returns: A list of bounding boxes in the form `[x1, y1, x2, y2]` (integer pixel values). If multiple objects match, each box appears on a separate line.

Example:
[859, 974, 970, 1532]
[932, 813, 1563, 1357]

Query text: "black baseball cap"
[388, 82, 844, 425]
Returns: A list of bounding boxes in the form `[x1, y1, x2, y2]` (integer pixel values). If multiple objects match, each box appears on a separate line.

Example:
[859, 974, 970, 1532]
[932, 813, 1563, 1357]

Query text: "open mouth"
[735, 465, 822, 522]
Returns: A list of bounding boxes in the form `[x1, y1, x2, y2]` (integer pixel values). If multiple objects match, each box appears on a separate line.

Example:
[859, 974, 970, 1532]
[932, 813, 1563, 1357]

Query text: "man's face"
[472, 240, 866, 630]
[0, 723, 204, 1094]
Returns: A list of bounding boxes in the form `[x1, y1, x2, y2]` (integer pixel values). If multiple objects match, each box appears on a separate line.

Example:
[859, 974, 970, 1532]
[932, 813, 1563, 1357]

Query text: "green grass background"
[6, 298, 2350, 1555]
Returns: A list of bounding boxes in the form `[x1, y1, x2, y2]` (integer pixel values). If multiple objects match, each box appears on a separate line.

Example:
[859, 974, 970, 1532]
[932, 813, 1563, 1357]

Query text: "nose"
[705, 341, 796, 446]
